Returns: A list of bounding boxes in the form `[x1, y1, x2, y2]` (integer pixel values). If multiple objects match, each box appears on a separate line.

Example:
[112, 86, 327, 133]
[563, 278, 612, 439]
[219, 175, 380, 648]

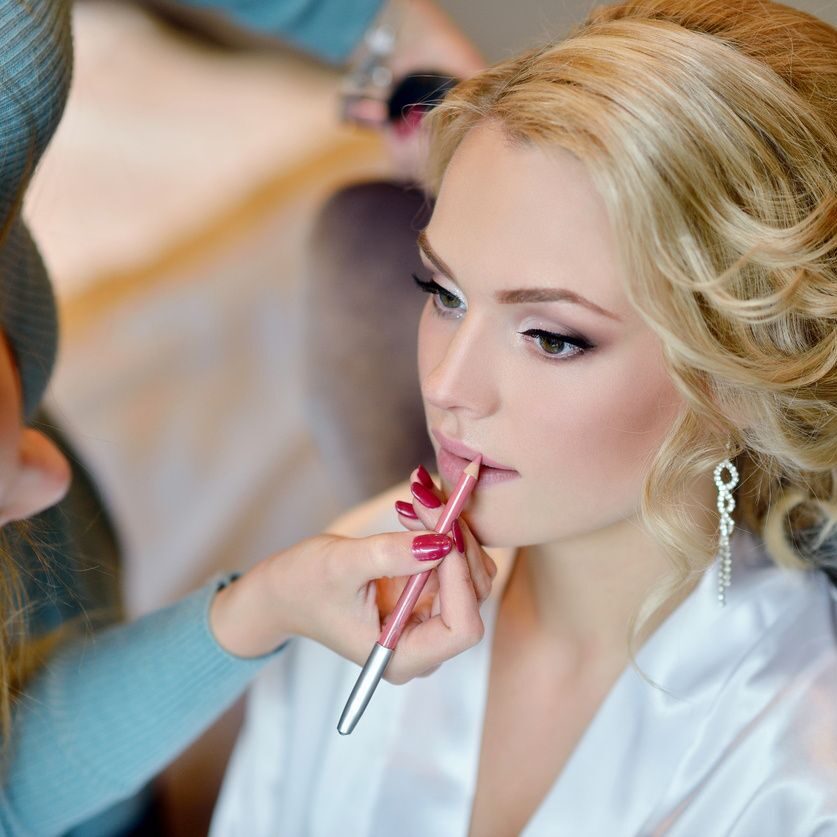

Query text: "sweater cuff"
[175, 0, 386, 65]
[3, 577, 291, 835]
[273, 0, 387, 64]
[208, 572, 293, 661]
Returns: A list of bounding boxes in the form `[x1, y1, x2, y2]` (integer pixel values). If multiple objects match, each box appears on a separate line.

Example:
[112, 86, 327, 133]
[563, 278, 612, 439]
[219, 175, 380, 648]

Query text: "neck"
[500, 473, 717, 675]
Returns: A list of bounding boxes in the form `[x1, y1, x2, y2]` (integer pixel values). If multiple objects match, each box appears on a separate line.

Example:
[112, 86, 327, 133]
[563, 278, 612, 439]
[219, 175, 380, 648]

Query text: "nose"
[421, 315, 498, 418]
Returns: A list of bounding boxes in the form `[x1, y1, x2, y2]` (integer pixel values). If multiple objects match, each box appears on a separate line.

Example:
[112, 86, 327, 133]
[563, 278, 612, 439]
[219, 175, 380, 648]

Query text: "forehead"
[425, 121, 632, 321]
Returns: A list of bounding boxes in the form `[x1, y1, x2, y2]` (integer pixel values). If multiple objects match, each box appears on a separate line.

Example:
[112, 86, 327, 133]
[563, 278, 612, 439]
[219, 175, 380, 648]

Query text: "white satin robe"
[211, 483, 837, 836]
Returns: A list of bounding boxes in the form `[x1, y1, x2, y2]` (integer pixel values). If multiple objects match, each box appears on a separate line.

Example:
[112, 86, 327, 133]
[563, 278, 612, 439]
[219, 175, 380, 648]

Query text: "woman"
[212, 1, 837, 834]
[0, 1, 496, 834]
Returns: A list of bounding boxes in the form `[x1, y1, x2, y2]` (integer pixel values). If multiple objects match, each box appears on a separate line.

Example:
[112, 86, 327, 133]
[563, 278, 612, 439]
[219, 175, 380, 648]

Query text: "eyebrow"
[417, 229, 622, 322]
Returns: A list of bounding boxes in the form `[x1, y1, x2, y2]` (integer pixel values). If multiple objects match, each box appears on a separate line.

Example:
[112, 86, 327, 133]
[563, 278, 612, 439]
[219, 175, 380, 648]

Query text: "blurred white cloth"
[211, 488, 837, 836]
[25, 0, 343, 295]
[44, 201, 345, 613]
[27, 0, 389, 615]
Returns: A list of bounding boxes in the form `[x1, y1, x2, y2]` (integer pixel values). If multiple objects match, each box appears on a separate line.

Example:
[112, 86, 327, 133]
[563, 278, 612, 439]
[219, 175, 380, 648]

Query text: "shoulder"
[735, 528, 837, 673]
[723, 565, 837, 790]
[782, 575, 837, 749]
[745, 549, 837, 719]
[724, 646, 837, 832]
[650, 561, 837, 832]
[698, 533, 837, 781]
[1, 0, 72, 180]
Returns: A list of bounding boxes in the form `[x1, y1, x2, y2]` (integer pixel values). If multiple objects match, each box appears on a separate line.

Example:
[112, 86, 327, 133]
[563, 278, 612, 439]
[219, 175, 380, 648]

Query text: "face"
[0, 333, 70, 527]
[417, 121, 686, 548]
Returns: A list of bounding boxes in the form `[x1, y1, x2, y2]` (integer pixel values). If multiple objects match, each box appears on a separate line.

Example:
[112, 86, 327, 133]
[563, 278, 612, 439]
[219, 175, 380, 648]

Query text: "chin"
[460, 512, 530, 551]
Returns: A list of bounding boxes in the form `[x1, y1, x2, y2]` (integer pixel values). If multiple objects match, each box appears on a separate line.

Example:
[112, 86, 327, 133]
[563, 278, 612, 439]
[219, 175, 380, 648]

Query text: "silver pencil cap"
[337, 642, 393, 735]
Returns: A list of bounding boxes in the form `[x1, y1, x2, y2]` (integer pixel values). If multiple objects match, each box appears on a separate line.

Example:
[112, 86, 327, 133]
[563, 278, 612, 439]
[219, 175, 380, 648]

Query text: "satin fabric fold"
[211, 510, 837, 836]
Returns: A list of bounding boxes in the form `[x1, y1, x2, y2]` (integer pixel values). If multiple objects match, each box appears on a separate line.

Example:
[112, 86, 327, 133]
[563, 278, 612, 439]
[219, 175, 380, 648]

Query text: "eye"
[412, 273, 465, 315]
[520, 328, 594, 361]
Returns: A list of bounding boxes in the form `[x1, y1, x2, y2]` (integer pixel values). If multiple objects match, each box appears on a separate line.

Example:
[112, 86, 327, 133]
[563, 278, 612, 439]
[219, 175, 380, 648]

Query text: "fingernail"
[416, 464, 434, 489]
[411, 482, 441, 508]
[395, 500, 418, 519]
[412, 533, 452, 561]
[451, 518, 465, 554]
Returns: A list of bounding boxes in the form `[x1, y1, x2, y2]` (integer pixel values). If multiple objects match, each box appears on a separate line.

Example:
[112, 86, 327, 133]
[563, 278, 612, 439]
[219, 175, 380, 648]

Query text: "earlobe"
[0, 429, 71, 525]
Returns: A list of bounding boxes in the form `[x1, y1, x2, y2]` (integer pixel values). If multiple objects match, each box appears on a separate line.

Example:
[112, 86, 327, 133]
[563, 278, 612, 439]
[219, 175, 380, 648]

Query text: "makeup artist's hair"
[0, 138, 63, 763]
[422, 0, 837, 671]
[0, 0, 82, 764]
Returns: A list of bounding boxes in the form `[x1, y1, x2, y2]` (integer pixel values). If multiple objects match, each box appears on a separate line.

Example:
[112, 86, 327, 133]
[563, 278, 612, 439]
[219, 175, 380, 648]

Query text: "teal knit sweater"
[0, 0, 383, 833]
[0, 579, 275, 835]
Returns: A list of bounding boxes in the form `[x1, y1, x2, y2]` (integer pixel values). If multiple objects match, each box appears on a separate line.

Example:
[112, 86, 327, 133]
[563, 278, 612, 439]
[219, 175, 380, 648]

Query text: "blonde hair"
[423, 0, 837, 671]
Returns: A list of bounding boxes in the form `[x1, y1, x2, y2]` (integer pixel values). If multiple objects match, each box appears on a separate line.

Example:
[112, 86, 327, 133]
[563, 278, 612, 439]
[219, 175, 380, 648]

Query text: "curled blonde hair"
[423, 0, 837, 671]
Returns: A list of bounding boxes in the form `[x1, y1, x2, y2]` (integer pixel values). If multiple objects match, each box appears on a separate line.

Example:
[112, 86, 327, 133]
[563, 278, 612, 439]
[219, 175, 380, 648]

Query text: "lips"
[431, 428, 519, 488]
[431, 428, 515, 471]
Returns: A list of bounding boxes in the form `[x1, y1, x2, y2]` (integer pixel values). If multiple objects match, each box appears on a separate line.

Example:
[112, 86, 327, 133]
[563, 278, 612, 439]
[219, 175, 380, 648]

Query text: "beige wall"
[438, 0, 837, 63]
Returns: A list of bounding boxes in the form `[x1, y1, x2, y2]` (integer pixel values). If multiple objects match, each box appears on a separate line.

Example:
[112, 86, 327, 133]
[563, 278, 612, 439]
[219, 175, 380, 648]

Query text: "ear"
[0, 428, 71, 525]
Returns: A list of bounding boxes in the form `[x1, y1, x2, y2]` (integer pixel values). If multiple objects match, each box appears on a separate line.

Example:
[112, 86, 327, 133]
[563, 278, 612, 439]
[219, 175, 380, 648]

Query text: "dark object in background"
[386, 70, 459, 124]
[303, 181, 435, 508]
[342, 64, 459, 128]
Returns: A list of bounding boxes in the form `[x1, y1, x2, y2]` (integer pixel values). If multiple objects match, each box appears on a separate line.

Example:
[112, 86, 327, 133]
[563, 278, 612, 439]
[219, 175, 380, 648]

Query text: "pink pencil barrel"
[378, 456, 482, 649]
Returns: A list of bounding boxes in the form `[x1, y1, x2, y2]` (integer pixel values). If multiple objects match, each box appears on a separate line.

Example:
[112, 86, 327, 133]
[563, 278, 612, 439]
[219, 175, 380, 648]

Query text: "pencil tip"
[465, 455, 482, 478]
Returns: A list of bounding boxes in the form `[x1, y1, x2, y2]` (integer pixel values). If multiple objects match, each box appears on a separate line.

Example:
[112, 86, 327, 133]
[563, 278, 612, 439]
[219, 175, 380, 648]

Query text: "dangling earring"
[714, 442, 739, 607]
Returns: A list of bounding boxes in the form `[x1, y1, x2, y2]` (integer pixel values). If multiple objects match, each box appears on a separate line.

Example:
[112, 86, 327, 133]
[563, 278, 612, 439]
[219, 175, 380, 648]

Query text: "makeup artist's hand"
[387, 0, 484, 84]
[395, 465, 497, 600]
[391, 464, 498, 676]
[370, 0, 485, 180]
[209, 521, 492, 683]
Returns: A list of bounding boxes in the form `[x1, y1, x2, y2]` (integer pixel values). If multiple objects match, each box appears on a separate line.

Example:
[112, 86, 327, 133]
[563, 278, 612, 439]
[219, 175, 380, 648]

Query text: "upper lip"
[431, 428, 516, 471]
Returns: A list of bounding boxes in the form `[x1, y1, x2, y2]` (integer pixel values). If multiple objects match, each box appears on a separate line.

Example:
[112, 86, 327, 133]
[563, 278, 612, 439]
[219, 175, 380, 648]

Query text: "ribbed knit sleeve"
[179, 0, 386, 64]
[0, 577, 290, 837]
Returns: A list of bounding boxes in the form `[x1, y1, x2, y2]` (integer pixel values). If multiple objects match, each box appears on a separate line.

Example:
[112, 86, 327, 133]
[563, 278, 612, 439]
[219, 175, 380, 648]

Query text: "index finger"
[387, 548, 485, 679]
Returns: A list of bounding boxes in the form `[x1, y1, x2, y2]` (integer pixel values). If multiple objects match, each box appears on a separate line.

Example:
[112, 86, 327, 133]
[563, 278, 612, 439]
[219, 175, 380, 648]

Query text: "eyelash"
[411, 273, 595, 362]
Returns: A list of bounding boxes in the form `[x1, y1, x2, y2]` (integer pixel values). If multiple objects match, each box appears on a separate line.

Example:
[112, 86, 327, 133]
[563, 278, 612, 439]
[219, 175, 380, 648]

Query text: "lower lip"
[437, 445, 520, 488]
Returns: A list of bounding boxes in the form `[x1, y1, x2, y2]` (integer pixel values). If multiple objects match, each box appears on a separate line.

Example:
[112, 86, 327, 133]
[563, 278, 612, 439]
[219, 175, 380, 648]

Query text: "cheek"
[470, 339, 684, 547]
[522, 343, 683, 529]
[417, 301, 444, 393]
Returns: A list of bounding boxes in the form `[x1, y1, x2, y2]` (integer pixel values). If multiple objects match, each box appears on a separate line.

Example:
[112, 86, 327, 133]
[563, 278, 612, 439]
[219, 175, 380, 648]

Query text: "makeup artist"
[0, 0, 492, 834]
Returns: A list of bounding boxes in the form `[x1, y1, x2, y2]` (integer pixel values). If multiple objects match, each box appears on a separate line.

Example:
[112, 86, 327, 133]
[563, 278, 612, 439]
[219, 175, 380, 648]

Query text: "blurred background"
[22, 0, 837, 833]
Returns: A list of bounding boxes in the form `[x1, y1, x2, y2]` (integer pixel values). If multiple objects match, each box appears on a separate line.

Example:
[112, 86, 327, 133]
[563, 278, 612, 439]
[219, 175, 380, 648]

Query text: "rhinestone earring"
[714, 444, 739, 607]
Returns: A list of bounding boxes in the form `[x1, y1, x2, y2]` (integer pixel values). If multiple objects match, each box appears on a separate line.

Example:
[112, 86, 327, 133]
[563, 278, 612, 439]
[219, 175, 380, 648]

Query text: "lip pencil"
[337, 455, 482, 735]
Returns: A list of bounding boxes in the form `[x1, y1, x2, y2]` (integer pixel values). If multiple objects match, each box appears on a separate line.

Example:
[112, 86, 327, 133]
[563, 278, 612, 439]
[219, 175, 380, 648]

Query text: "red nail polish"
[411, 482, 441, 508]
[416, 464, 434, 489]
[395, 500, 418, 519]
[451, 518, 465, 554]
[412, 533, 453, 561]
